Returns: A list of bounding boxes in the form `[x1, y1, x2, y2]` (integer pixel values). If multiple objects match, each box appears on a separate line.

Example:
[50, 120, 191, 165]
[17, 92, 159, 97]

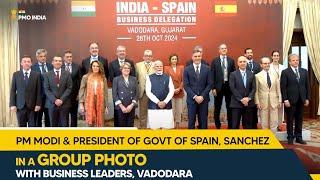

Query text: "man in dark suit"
[81, 42, 108, 79]
[184, 50, 213, 129]
[109, 45, 136, 127]
[185, 45, 209, 66]
[44, 55, 72, 127]
[31, 49, 53, 127]
[10, 55, 42, 127]
[244, 48, 261, 129]
[211, 44, 235, 129]
[62, 50, 80, 127]
[229, 56, 256, 129]
[109, 45, 135, 82]
[281, 54, 310, 145]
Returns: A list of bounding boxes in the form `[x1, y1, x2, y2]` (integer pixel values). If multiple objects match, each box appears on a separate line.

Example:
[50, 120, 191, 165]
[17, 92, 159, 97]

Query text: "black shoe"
[296, 139, 307, 145]
[288, 139, 294, 145]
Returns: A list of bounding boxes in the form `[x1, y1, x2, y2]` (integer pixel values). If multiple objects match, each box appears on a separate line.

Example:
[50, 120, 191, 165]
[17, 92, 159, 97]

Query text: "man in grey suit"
[10, 55, 42, 127]
[44, 55, 72, 127]
[112, 62, 138, 127]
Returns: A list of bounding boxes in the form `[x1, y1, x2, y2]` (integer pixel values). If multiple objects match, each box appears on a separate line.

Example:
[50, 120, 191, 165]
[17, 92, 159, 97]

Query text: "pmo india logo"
[17, 9, 47, 21]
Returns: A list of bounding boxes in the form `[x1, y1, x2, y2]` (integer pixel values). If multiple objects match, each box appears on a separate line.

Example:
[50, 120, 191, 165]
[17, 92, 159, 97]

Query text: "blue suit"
[184, 64, 213, 129]
[31, 62, 53, 127]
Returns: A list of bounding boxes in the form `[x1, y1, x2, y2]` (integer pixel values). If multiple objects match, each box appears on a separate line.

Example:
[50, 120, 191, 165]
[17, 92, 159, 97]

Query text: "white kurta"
[145, 74, 175, 129]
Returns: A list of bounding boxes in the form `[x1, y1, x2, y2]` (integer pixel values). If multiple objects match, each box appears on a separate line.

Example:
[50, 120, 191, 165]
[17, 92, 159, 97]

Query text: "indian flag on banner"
[214, 1, 237, 15]
[71, 1, 96, 17]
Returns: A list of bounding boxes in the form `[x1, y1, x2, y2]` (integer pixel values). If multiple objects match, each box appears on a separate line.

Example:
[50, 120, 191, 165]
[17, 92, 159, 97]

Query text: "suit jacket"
[183, 64, 213, 104]
[229, 70, 256, 108]
[211, 56, 235, 91]
[254, 71, 282, 109]
[280, 67, 310, 104]
[43, 70, 73, 108]
[81, 55, 109, 79]
[62, 63, 81, 102]
[164, 65, 184, 98]
[135, 61, 155, 98]
[185, 59, 208, 66]
[10, 70, 42, 109]
[246, 60, 261, 74]
[112, 75, 138, 109]
[109, 58, 136, 82]
[31, 62, 53, 97]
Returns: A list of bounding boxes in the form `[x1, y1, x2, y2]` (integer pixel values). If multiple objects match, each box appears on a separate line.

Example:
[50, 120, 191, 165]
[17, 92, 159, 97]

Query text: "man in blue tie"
[229, 56, 256, 129]
[31, 49, 53, 127]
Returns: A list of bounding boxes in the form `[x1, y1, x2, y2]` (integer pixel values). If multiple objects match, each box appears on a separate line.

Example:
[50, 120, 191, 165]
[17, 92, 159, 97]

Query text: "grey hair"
[288, 54, 299, 61]
[35, 49, 47, 56]
[144, 49, 152, 55]
[154, 60, 163, 66]
[116, 45, 126, 52]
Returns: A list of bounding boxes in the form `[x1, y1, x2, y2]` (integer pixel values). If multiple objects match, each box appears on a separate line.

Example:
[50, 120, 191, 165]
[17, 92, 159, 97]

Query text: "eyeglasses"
[144, 55, 152, 57]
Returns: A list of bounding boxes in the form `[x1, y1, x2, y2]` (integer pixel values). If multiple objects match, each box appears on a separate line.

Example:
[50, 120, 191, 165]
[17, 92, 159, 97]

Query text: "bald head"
[238, 56, 248, 70]
[260, 57, 271, 71]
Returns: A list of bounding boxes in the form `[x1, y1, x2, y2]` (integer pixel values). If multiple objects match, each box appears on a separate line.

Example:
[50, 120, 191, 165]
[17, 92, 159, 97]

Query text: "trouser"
[214, 82, 232, 129]
[285, 99, 304, 140]
[16, 106, 36, 127]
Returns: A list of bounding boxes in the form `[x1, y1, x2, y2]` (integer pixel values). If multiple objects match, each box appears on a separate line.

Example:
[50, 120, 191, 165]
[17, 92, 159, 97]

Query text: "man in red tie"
[43, 55, 72, 127]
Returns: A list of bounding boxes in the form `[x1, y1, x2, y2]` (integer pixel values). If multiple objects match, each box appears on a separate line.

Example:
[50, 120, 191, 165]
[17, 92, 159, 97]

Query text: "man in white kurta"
[146, 60, 175, 129]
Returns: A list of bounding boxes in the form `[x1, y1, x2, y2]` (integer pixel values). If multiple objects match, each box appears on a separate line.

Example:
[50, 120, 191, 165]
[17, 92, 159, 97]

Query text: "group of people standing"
[9, 42, 310, 144]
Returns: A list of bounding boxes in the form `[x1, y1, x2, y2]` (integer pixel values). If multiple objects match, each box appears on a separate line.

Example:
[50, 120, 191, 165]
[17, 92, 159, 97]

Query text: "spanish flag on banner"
[214, 1, 237, 15]
[71, 1, 96, 17]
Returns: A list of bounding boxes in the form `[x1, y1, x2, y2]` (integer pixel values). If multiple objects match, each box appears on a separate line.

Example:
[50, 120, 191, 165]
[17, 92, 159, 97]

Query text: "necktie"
[55, 71, 60, 86]
[295, 68, 300, 82]
[24, 72, 29, 86]
[120, 60, 125, 66]
[249, 62, 253, 71]
[222, 56, 228, 81]
[41, 63, 46, 74]
[196, 65, 200, 79]
[65, 63, 71, 73]
[91, 56, 98, 63]
[242, 72, 246, 88]
[267, 72, 271, 88]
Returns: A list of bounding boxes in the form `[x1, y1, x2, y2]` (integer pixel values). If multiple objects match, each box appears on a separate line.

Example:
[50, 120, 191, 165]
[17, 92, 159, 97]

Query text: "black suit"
[44, 70, 72, 127]
[109, 59, 136, 82]
[62, 63, 81, 127]
[10, 70, 41, 127]
[185, 59, 208, 66]
[211, 56, 235, 129]
[246, 60, 261, 128]
[281, 67, 310, 141]
[109, 58, 136, 127]
[112, 76, 138, 127]
[229, 70, 256, 129]
[31, 62, 53, 127]
[184, 64, 213, 129]
[81, 55, 109, 79]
